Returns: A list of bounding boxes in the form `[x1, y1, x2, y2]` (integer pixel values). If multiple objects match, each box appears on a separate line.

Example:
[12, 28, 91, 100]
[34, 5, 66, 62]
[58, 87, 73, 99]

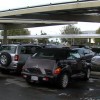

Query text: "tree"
[1, 28, 31, 43]
[95, 27, 100, 45]
[60, 24, 87, 45]
[37, 31, 49, 44]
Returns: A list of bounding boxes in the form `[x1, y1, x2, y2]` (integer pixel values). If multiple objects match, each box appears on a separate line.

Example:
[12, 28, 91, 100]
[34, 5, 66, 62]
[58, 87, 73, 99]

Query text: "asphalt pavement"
[0, 72, 100, 100]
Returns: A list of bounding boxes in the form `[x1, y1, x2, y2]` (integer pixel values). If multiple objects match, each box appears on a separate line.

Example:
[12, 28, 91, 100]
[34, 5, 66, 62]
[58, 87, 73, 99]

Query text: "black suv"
[0, 44, 42, 73]
[22, 48, 91, 89]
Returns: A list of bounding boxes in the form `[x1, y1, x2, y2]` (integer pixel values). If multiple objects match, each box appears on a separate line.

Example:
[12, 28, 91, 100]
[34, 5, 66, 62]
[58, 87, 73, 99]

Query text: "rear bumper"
[0, 62, 24, 72]
[22, 71, 56, 82]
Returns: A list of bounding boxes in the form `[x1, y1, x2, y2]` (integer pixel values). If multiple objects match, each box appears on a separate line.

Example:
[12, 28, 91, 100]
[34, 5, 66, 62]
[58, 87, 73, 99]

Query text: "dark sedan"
[72, 48, 95, 63]
[22, 48, 91, 89]
[91, 47, 100, 71]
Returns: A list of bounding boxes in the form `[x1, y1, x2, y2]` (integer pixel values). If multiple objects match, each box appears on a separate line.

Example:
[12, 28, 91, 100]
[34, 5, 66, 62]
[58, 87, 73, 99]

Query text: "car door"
[83, 48, 94, 62]
[67, 52, 83, 74]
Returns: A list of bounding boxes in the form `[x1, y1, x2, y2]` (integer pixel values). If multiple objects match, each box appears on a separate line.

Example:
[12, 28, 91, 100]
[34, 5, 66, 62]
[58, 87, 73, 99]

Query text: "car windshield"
[67, 52, 80, 59]
[33, 49, 69, 60]
[0, 45, 17, 53]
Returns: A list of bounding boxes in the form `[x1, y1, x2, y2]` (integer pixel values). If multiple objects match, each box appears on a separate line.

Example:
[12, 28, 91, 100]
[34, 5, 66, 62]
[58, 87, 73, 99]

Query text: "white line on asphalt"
[6, 79, 30, 88]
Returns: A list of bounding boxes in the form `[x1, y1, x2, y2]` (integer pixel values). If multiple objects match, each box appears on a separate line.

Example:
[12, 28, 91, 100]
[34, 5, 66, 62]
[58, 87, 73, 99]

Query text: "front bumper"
[0, 62, 24, 72]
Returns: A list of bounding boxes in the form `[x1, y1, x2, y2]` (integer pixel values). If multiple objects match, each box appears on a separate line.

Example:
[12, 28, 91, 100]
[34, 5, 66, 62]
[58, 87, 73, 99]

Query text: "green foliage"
[61, 24, 81, 34]
[37, 31, 49, 44]
[1, 28, 31, 43]
[1, 28, 30, 36]
[95, 27, 100, 45]
[60, 24, 87, 45]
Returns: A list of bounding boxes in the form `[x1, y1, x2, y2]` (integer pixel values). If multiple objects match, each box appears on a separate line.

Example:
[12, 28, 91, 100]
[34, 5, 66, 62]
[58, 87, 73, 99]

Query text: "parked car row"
[0, 43, 69, 74]
[0, 43, 99, 89]
[22, 48, 91, 88]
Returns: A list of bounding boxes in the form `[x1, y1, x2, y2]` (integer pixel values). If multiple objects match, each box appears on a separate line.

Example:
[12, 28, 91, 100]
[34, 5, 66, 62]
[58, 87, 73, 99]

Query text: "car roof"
[1, 44, 19, 46]
[39, 48, 76, 54]
[1, 44, 42, 47]
[40, 48, 70, 51]
[39, 48, 70, 59]
[72, 48, 87, 50]
[71, 45, 90, 49]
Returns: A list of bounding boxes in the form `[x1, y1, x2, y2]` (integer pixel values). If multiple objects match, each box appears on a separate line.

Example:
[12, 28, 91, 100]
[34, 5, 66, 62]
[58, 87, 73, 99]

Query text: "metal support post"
[3, 29, 7, 44]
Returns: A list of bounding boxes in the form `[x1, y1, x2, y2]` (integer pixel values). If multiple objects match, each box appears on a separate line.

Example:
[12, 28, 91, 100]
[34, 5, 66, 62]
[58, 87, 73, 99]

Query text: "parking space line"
[6, 79, 30, 88]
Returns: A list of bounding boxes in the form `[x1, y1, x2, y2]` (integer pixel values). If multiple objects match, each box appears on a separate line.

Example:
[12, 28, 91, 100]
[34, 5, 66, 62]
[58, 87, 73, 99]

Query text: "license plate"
[31, 76, 38, 81]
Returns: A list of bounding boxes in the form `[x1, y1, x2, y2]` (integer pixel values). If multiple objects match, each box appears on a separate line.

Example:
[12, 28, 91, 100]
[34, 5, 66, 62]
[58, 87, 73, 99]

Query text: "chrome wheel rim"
[62, 74, 68, 88]
[0, 55, 7, 64]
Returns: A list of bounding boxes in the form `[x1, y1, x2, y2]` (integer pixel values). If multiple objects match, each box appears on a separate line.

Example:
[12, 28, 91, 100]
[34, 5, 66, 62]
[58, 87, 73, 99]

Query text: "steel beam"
[0, 0, 100, 17]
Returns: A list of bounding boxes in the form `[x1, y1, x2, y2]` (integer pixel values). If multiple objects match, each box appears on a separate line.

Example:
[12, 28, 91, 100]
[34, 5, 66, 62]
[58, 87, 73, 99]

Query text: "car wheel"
[25, 77, 36, 85]
[0, 52, 12, 67]
[83, 68, 91, 81]
[25, 78, 33, 84]
[57, 73, 69, 89]
[1, 69, 10, 74]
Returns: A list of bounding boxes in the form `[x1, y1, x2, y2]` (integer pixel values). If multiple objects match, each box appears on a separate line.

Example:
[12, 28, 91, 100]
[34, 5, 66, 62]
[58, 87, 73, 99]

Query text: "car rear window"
[20, 46, 41, 54]
[0, 46, 17, 53]
[33, 48, 70, 60]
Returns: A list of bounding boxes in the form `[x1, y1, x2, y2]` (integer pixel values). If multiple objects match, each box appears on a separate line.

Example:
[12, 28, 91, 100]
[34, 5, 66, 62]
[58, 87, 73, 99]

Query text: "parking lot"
[0, 72, 100, 100]
[0, 0, 100, 100]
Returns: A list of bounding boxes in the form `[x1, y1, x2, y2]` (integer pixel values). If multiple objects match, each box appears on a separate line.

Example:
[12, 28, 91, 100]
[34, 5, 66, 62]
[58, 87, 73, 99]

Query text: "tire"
[83, 68, 91, 81]
[0, 69, 10, 74]
[57, 73, 69, 89]
[26, 78, 32, 84]
[0, 52, 12, 67]
[25, 77, 35, 85]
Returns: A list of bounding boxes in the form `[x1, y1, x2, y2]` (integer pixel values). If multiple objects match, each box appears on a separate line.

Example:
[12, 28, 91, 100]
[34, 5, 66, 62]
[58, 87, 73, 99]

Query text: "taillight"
[14, 55, 19, 61]
[54, 67, 61, 75]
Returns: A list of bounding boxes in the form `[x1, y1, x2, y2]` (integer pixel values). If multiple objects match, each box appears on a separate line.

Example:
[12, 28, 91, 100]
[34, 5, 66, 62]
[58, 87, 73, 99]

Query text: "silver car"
[0, 44, 42, 73]
[91, 48, 100, 71]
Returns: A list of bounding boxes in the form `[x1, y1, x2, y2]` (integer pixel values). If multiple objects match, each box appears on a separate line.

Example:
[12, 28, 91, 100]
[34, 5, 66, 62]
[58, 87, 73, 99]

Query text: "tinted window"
[33, 49, 69, 59]
[0, 46, 16, 53]
[34, 51, 57, 59]
[21, 46, 41, 54]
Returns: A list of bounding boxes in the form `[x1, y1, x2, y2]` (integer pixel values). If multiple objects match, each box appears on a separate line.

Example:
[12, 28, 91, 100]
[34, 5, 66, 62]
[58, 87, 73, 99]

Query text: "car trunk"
[23, 57, 57, 76]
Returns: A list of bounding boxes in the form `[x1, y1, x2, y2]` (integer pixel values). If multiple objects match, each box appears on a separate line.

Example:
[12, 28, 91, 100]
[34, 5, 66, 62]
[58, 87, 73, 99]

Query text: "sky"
[0, 0, 100, 35]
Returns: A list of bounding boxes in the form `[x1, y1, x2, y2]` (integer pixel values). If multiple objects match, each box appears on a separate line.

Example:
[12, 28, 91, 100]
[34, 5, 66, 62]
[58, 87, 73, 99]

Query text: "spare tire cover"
[0, 52, 12, 67]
